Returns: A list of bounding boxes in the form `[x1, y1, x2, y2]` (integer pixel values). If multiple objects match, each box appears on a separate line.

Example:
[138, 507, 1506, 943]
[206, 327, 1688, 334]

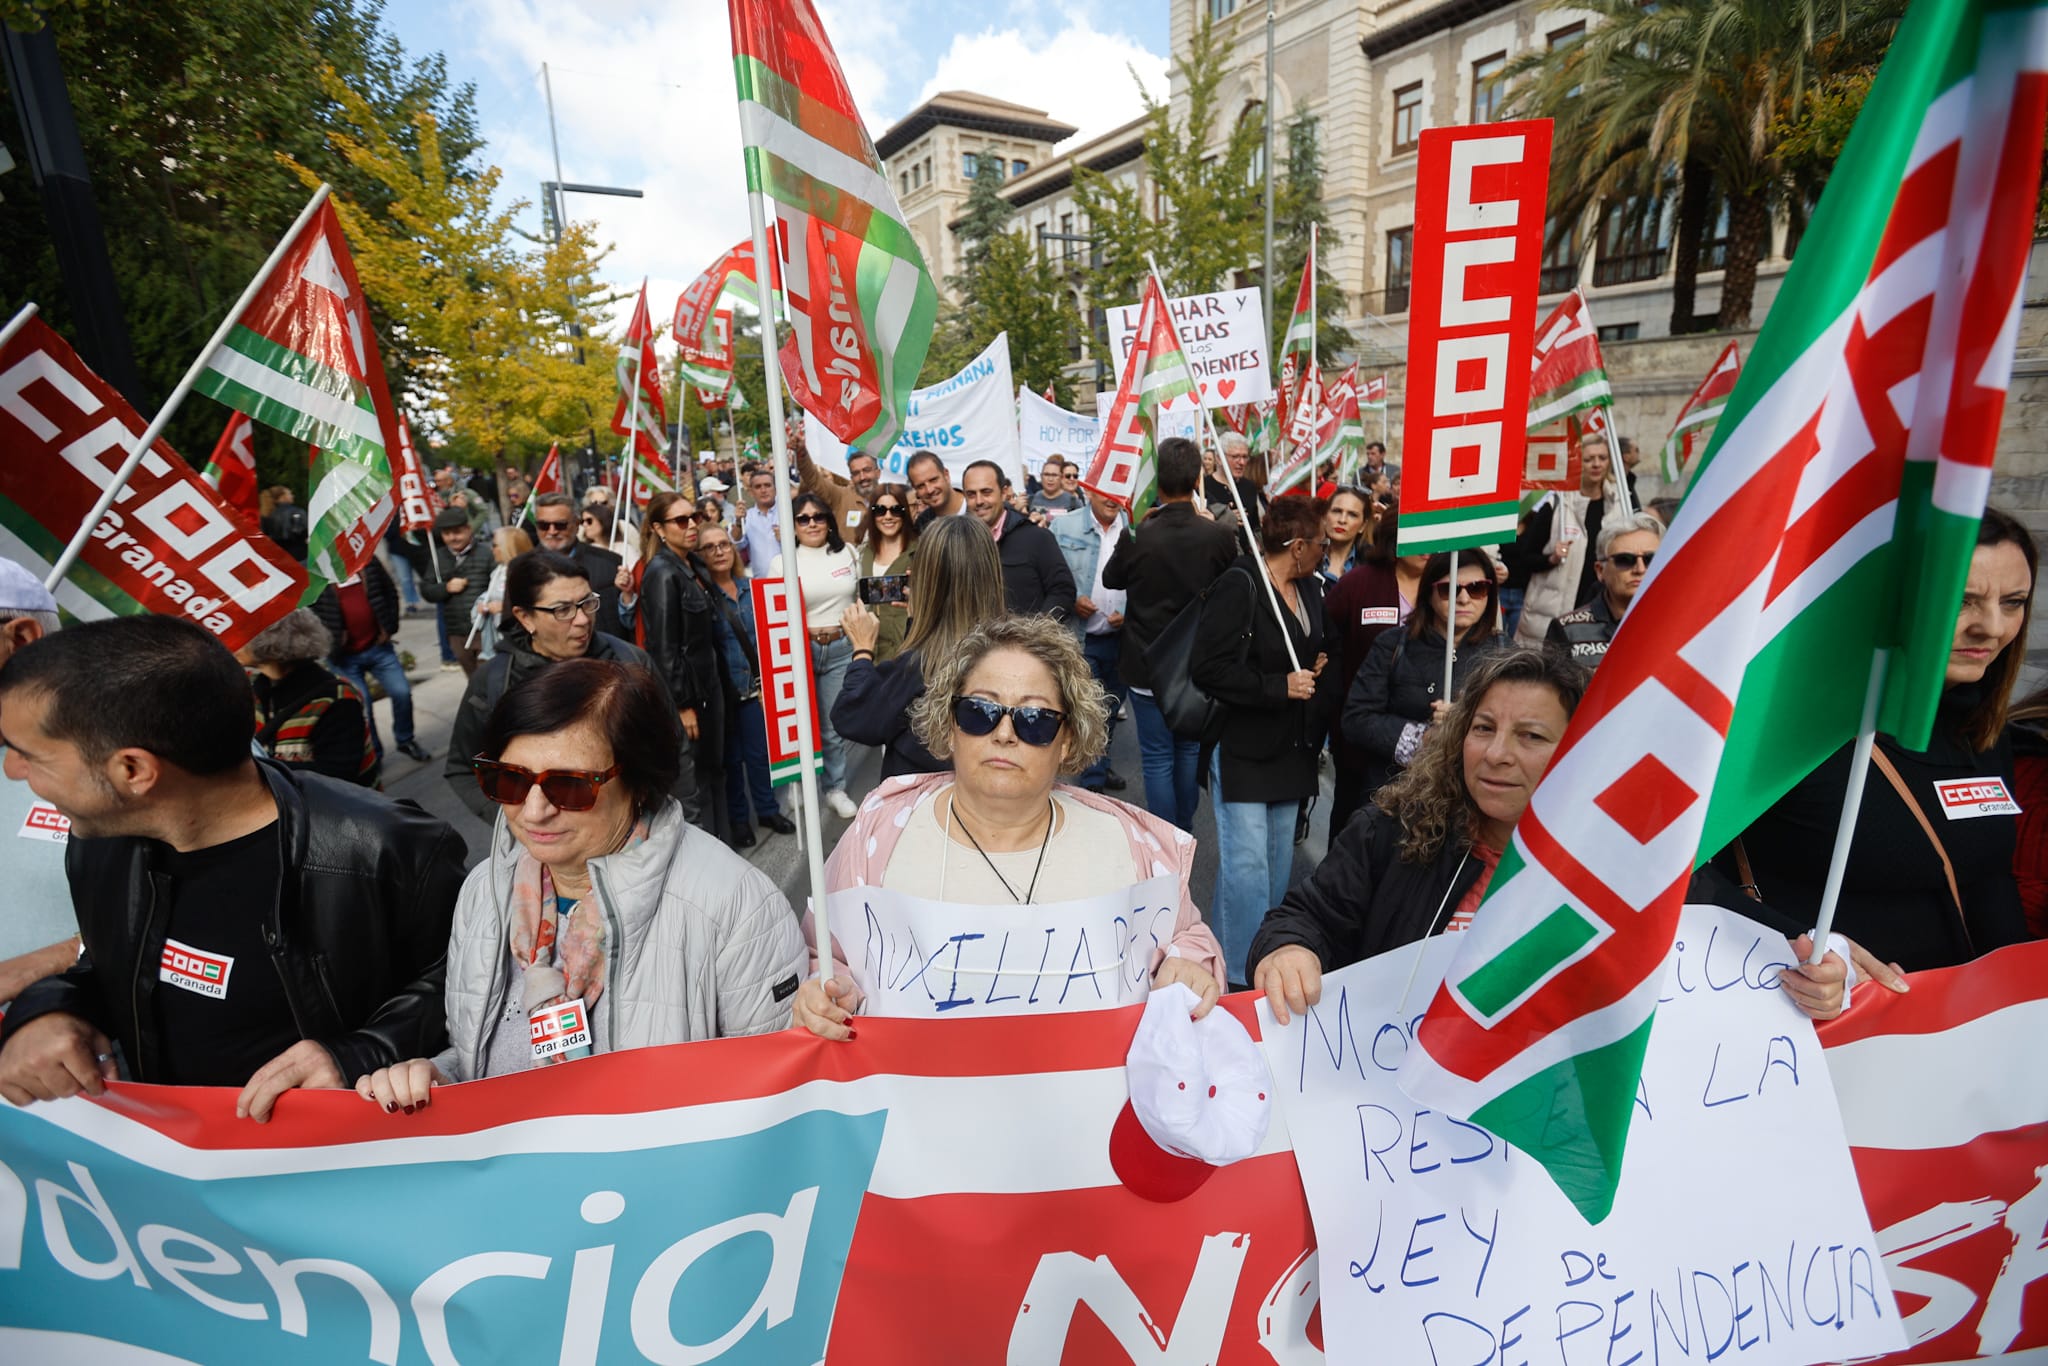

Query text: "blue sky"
[382, 0, 1170, 335]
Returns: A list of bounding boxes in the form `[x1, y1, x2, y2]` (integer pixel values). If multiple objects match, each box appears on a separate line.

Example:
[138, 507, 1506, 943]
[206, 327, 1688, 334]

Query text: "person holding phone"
[856, 483, 918, 663]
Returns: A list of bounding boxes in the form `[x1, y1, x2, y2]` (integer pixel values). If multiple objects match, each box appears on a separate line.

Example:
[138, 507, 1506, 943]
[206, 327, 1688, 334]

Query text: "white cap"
[1109, 983, 1273, 1200]
[700, 477, 729, 493]
[0, 558, 59, 617]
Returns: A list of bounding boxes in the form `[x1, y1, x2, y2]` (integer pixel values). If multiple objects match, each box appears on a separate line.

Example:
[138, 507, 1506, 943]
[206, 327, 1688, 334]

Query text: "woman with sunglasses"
[792, 615, 1224, 1038]
[1342, 550, 1508, 811]
[771, 492, 861, 820]
[696, 522, 797, 849]
[855, 483, 918, 662]
[356, 658, 807, 1111]
[636, 490, 727, 839]
[1188, 496, 1333, 987]
[444, 550, 670, 824]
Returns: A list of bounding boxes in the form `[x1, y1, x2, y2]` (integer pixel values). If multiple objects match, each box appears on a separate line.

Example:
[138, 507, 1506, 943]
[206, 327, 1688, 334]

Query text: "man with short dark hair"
[737, 468, 782, 579]
[0, 560, 76, 1008]
[1103, 437, 1238, 830]
[1546, 512, 1661, 667]
[417, 506, 493, 677]
[532, 491, 625, 637]
[0, 615, 464, 1121]
[1030, 458, 1084, 520]
[962, 460, 1076, 618]
[908, 451, 965, 526]
[1363, 441, 1388, 481]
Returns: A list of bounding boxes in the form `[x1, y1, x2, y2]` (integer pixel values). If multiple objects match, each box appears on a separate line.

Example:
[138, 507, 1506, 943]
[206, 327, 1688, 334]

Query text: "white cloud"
[914, 17, 1167, 144]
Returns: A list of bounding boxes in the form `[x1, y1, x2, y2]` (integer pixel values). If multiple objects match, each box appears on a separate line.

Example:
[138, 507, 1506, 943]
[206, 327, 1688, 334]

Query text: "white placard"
[803, 333, 1022, 488]
[1094, 390, 1200, 444]
[1107, 286, 1272, 408]
[1016, 387, 1101, 478]
[1260, 902, 1904, 1366]
[830, 874, 1178, 1019]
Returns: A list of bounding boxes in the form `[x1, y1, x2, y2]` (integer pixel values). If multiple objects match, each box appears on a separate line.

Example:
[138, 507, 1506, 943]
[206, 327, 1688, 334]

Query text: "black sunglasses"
[472, 758, 621, 811]
[535, 518, 574, 532]
[1432, 579, 1498, 601]
[795, 512, 831, 526]
[1607, 551, 1656, 571]
[657, 514, 694, 527]
[953, 695, 1066, 747]
[871, 503, 906, 516]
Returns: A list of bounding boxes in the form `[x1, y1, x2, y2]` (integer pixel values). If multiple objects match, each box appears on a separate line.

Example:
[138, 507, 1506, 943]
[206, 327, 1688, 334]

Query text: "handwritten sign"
[1094, 389, 1198, 444]
[1016, 386, 1101, 478]
[830, 875, 1178, 1019]
[1261, 903, 1904, 1366]
[1107, 287, 1273, 408]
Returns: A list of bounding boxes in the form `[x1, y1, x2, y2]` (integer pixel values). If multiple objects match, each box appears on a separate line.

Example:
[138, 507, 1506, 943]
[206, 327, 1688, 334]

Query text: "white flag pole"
[1145, 254, 1301, 673]
[746, 190, 834, 981]
[1443, 549, 1459, 709]
[1808, 650, 1890, 961]
[1380, 372, 1389, 449]
[0, 301, 39, 353]
[1602, 401, 1636, 520]
[43, 183, 332, 592]
[1305, 222, 1318, 479]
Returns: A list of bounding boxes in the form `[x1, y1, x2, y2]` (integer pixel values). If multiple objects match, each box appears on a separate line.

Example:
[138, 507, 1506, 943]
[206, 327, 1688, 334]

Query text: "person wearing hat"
[417, 505, 495, 678]
[0, 559, 80, 1009]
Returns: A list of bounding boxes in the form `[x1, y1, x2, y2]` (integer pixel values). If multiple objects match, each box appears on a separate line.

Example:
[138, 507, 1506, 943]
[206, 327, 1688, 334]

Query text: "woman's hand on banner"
[793, 975, 863, 1040]
[356, 1058, 450, 1115]
[1151, 957, 1221, 1019]
[1254, 946, 1324, 1026]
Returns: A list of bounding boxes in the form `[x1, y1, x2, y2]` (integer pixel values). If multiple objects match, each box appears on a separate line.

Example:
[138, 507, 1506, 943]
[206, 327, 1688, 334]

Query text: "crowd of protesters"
[0, 422, 2039, 1123]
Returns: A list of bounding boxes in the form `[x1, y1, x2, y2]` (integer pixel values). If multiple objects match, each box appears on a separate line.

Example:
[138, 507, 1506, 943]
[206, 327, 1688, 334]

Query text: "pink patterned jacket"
[805, 772, 1225, 996]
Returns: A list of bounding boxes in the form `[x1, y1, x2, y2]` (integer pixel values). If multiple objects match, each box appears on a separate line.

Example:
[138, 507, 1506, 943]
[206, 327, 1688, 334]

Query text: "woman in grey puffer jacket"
[354, 657, 806, 1113]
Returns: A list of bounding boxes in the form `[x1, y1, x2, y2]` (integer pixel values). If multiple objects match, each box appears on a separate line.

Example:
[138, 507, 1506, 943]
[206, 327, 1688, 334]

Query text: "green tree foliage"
[924, 157, 1077, 406]
[1269, 110, 1353, 365]
[1503, 0, 1904, 331]
[0, 0, 483, 487]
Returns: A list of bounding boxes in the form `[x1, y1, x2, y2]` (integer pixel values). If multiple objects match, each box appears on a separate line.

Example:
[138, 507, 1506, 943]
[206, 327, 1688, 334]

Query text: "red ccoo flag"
[200, 410, 260, 523]
[611, 281, 668, 460]
[533, 443, 563, 496]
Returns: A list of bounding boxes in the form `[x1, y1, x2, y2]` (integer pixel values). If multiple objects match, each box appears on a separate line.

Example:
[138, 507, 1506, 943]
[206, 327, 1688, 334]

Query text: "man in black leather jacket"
[0, 615, 465, 1122]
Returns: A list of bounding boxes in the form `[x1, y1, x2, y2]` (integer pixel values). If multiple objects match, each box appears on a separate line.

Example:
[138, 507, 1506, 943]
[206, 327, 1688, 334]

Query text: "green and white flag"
[193, 196, 399, 590]
[1077, 276, 1196, 523]
[1398, 0, 2048, 1223]
[1526, 289, 1613, 432]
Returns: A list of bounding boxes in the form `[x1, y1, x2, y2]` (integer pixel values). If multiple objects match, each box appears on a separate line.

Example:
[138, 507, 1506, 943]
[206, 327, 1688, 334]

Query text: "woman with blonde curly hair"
[1249, 646, 1874, 1028]
[792, 615, 1225, 1037]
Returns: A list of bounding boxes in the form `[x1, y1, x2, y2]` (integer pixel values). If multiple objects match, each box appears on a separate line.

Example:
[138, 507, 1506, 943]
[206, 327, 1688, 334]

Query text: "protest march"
[0, 0, 2046, 1361]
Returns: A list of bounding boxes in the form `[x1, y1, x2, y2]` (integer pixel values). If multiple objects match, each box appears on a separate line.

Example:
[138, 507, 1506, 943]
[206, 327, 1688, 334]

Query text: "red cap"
[1108, 1099, 1216, 1203]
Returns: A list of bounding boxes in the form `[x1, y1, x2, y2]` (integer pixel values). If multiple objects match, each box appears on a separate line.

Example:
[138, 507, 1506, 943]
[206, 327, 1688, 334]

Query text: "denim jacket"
[1050, 506, 1116, 634]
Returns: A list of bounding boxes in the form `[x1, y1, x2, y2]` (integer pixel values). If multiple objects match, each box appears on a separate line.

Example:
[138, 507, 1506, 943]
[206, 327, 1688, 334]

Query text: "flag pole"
[0, 301, 39, 352]
[43, 183, 332, 592]
[745, 191, 834, 982]
[1443, 549, 1458, 706]
[1808, 649, 1890, 962]
[1601, 401, 1635, 519]
[1306, 222, 1318, 482]
[1380, 372, 1389, 450]
[1144, 253, 1301, 672]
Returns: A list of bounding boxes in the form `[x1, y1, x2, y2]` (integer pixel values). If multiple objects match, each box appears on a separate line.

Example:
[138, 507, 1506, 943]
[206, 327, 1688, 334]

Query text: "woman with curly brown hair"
[1249, 647, 1871, 1026]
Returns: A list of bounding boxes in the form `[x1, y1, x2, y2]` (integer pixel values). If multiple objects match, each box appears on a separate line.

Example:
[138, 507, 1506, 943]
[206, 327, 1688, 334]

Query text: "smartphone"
[857, 574, 910, 606]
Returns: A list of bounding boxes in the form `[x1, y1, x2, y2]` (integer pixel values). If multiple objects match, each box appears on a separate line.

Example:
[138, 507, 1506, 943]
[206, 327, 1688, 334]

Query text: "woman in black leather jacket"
[635, 491, 727, 839]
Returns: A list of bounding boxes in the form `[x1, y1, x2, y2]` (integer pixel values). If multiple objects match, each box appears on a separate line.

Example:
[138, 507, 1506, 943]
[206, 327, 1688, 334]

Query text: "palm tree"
[1504, 0, 1903, 331]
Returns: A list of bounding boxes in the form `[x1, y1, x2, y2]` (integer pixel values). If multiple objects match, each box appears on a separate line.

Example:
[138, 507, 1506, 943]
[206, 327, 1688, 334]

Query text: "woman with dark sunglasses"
[855, 482, 918, 662]
[635, 490, 726, 840]
[355, 658, 806, 1113]
[1342, 549, 1508, 811]
[791, 616, 1224, 1039]
[771, 492, 861, 820]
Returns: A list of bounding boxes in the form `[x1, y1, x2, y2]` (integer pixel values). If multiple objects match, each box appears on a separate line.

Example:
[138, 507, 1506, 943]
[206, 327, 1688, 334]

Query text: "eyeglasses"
[472, 757, 621, 811]
[1432, 580, 1498, 601]
[1289, 537, 1332, 553]
[658, 514, 694, 528]
[953, 695, 1066, 747]
[526, 592, 601, 623]
[695, 511, 719, 523]
[1607, 551, 1656, 571]
[794, 513, 830, 526]
[871, 503, 906, 517]
[535, 519, 573, 532]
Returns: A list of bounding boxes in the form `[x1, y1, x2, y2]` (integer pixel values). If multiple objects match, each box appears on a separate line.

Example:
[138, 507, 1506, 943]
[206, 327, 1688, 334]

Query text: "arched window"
[1239, 101, 1266, 186]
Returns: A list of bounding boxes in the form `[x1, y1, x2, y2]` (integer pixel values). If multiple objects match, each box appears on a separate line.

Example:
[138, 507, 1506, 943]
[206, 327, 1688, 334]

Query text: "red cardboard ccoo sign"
[1397, 120, 1553, 554]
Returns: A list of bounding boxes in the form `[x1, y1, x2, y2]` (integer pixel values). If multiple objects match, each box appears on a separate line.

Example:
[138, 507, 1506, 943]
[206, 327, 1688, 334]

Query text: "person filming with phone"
[856, 482, 919, 662]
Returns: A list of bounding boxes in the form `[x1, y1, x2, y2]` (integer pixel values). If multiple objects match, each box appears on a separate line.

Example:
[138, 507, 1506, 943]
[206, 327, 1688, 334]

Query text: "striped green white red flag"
[1399, 0, 2048, 1223]
[1077, 277, 1195, 523]
[1658, 341, 1742, 484]
[728, 0, 937, 455]
[1526, 289, 1613, 431]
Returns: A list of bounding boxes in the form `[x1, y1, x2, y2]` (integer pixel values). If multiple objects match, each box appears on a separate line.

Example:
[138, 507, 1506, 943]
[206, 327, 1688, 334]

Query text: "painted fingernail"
[403, 1104, 416, 1115]
[385, 1102, 396, 1114]
[845, 1029, 858, 1041]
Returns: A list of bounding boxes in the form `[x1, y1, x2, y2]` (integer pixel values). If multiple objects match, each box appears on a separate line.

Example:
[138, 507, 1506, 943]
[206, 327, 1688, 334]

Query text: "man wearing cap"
[0, 615, 465, 1120]
[0, 560, 79, 1009]
[416, 506, 494, 677]
[698, 476, 733, 528]
[530, 492, 625, 638]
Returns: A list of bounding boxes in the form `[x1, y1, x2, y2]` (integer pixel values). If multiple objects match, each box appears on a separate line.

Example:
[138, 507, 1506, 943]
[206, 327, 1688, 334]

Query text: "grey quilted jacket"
[437, 797, 805, 1080]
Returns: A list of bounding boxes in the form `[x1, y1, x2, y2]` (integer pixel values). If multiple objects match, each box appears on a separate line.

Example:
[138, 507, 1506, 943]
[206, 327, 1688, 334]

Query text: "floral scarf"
[506, 819, 650, 1065]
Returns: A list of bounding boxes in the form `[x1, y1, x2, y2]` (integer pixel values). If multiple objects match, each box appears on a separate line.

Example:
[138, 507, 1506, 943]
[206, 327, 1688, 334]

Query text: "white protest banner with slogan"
[1095, 389, 1199, 444]
[1261, 902, 1905, 1366]
[830, 874, 1177, 1019]
[1108, 286, 1272, 408]
[1016, 386, 1101, 479]
[804, 333, 1021, 487]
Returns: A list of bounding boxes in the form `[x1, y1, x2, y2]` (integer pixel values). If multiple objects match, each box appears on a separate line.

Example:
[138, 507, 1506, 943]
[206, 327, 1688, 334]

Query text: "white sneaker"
[825, 789, 858, 819]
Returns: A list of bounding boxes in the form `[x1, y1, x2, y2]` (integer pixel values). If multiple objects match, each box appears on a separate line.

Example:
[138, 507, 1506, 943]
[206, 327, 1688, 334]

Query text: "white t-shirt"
[881, 786, 1138, 904]
[772, 543, 859, 631]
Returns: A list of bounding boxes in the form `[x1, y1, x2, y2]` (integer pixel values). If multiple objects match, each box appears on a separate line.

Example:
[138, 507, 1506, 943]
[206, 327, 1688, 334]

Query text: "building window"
[1013, 160, 1028, 177]
[1593, 197, 1672, 286]
[1471, 53, 1506, 123]
[1699, 191, 1772, 272]
[1540, 214, 1581, 292]
[1547, 21, 1585, 49]
[1597, 323, 1640, 342]
[1385, 227, 1413, 313]
[1240, 101, 1266, 185]
[963, 151, 978, 179]
[1392, 83, 1424, 155]
[1209, 0, 1236, 18]
[1060, 212, 1075, 262]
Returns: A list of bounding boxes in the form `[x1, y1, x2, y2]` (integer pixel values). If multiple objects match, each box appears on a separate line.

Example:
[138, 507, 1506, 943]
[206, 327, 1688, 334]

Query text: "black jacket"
[1721, 687, 2032, 971]
[1101, 501, 1239, 689]
[992, 508, 1077, 619]
[563, 541, 627, 641]
[311, 558, 400, 655]
[833, 649, 947, 779]
[2, 761, 465, 1086]
[1343, 627, 1509, 799]
[415, 534, 495, 628]
[1545, 593, 1620, 667]
[445, 629, 665, 820]
[1190, 558, 1329, 805]
[262, 502, 309, 562]
[639, 548, 719, 714]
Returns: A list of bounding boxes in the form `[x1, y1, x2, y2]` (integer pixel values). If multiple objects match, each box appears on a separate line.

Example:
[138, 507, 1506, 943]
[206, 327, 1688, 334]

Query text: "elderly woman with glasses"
[444, 550, 668, 823]
[357, 658, 806, 1111]
[1342, 549, 1508, 810]
[792, 615, 1223, 1038]
[771, 492, 862, 820]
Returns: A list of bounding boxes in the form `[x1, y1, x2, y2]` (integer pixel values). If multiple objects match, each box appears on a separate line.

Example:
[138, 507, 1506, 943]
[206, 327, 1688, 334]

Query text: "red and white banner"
[0, 317, 306, 649]
[753, 575, 823, 786]
[1397, 119, 1552, 554]
[201, 410, 260, 522]
[390, 414, 435, 533]
[531, 442, 562, 497]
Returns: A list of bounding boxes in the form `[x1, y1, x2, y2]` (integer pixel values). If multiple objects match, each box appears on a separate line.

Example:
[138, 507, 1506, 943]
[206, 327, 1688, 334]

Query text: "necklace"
[948, 794, 1056, 904]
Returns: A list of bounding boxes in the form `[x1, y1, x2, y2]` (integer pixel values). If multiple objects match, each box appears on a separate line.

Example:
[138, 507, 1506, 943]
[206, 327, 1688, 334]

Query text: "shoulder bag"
[1149, 567, 1252, 742]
